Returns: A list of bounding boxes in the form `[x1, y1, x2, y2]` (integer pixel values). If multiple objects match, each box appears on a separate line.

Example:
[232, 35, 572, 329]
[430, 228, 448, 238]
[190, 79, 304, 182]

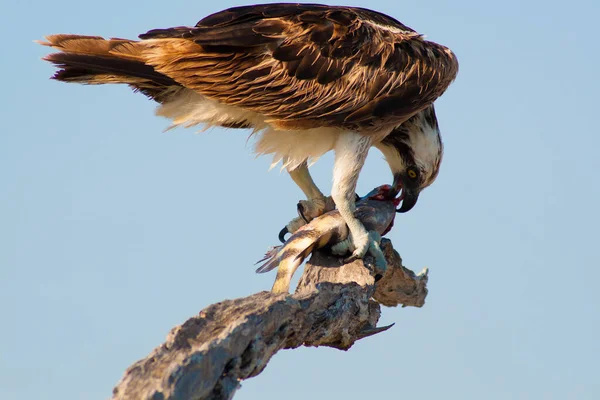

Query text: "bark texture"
[112, 239, 428, 400]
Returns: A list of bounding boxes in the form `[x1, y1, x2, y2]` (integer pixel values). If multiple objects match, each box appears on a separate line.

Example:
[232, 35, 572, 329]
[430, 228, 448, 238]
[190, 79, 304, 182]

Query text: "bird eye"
[407, 167, 419, 180]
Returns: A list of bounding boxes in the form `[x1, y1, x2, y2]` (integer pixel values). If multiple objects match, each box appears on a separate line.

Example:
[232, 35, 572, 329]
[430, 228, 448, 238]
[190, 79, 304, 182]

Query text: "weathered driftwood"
[112, 239, 428, 400]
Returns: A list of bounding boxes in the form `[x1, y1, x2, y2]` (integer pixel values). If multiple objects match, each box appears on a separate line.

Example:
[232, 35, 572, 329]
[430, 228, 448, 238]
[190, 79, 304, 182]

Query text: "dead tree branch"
[112, 239, 428, 400]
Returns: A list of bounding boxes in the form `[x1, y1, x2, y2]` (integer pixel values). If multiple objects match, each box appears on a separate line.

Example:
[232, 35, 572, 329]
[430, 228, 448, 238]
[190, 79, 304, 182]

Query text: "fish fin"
[255, 245, 282, 273]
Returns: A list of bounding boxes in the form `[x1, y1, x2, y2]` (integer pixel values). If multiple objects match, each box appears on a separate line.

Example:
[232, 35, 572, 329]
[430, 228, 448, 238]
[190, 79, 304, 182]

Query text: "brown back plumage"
[137, 4, 458, 130]
[40, 4, 458, 131]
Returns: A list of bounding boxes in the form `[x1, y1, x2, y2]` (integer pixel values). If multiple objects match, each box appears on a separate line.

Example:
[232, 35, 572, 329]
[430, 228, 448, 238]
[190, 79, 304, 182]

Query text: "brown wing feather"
[40, 5, 458, 130]
[136, 4, 458, 131]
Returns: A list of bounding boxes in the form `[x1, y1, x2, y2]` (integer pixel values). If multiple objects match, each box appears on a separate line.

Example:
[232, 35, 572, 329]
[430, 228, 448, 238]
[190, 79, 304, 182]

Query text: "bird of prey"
[39, 3, 458, 262]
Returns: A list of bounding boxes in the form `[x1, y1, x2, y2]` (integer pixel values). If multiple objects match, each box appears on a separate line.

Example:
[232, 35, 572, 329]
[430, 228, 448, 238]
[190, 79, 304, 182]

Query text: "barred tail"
[39, 35, 180, 101]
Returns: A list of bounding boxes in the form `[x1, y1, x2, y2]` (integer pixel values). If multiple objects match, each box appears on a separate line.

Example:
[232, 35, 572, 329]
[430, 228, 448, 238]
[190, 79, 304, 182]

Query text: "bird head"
[375, 105, 443, 213]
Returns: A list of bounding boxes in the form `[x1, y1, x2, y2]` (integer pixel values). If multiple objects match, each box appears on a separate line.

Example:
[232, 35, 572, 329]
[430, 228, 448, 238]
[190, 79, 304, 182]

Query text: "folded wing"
[138, 4, 459, 130]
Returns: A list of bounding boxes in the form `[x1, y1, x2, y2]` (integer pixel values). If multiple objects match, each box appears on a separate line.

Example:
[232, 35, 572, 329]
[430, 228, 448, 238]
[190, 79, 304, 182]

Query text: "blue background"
[2, 0, 598, 398]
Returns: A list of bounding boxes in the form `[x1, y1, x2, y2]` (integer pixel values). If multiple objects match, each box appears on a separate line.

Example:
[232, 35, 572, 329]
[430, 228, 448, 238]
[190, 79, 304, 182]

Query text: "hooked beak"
[396, 189, 419, 213]
[392, 174, 420, 213]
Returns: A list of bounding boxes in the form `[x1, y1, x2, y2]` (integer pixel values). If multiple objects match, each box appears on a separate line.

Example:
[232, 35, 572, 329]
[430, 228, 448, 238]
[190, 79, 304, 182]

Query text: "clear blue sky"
[2, 0, 598, 399]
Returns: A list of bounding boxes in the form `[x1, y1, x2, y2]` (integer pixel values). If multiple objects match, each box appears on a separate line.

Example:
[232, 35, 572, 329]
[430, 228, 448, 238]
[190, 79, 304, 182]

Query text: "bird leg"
[282, 162, 334, 239]
[329, 132, 380, 263]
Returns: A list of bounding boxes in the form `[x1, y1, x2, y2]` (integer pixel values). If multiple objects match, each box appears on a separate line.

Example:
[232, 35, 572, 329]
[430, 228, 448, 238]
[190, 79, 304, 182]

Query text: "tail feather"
[39, 35, 135, 57]
[39, 35, 180, 100]
[44, 52, 177, 86]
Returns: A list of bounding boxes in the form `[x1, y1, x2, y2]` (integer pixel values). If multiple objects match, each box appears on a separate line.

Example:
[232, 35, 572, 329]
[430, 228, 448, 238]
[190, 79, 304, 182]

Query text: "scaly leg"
[288, 161, 324, 201]
[329, 132, 380, 262]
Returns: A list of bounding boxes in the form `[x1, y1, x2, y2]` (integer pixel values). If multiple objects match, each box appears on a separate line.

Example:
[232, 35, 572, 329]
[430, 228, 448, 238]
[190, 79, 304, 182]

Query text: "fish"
[257, 185, 400, 293]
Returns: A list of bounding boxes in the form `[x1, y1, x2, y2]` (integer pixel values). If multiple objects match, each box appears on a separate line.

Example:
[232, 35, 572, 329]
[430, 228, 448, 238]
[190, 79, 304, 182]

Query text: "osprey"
[39, 3, 458, 262]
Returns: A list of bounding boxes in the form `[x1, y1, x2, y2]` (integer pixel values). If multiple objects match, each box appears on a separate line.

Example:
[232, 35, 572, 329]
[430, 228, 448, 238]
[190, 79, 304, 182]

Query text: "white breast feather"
[156, 88, 267, 130]
[157, 88, 342, 171]
[255, 126, 340, 171]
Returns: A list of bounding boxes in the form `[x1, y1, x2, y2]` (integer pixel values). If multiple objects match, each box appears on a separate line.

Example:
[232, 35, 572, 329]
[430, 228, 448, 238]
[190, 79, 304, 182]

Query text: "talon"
[285, 216, 309, 236]
[278, 227, 289, 243]
[296, 197, 331, 223]
[297, 202, 309, 223]
[282, 196, 334, 240]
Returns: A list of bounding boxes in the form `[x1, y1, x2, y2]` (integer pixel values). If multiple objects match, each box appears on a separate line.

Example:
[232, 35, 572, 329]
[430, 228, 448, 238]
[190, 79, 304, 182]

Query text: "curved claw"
[278, 227, 289, 243]
[297, 202, 309, 223]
